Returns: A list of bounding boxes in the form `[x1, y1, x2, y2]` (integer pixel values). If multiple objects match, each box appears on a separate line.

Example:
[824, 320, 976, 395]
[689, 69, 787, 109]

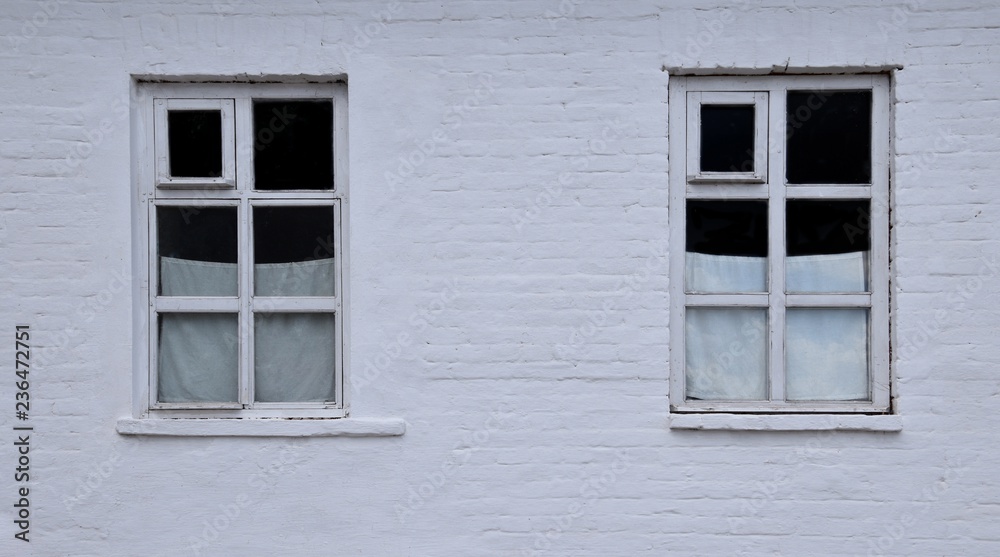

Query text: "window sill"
[668, 413, 901, 432]
[116, 417, 406, 437]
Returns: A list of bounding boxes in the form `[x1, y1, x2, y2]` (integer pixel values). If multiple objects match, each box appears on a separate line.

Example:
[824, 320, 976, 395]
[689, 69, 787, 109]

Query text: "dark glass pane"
[253, 206, 334, 263]
[157, 206, 238, 296]
[700, 105, 755, 173]
[253, 100, 334, 190]
[254, 206, 335, 296]
[786, 91, 871, 184]
[786, 200, 869, 256]
[158, 207, 238, 263]
[686, 200, 768, 257]
[168, 110, 223, 178]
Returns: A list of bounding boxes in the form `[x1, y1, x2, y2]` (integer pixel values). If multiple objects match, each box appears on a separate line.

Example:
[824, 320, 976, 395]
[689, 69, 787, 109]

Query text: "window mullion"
[239, 198, 252, 407]
[235, 97, 254, 408]
[768, 85, 787, 403]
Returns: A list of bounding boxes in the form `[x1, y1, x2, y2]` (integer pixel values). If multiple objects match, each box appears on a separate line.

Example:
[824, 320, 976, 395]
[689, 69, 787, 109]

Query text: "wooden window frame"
[669, 74, 891, 414]
[133, 81, 350, 419]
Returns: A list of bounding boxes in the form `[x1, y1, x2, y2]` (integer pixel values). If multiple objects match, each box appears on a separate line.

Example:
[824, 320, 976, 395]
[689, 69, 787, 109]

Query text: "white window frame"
[153, 98, 237, 189]
[686, 91, 768, 184]
[133, 81, 350, 419]
[668, 74, 891, 414]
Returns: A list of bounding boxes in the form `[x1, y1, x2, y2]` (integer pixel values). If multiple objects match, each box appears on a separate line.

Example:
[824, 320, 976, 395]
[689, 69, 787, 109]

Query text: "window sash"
[136, 82, 348, 417]
[686, 91, 768, 183]
[147, 199, 343, 411]
[154, 98, 237, 189]
[668, 74, 890, 413]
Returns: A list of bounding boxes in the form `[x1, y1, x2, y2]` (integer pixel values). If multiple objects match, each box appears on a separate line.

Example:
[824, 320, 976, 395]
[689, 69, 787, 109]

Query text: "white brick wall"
[1, 0, 999, 555]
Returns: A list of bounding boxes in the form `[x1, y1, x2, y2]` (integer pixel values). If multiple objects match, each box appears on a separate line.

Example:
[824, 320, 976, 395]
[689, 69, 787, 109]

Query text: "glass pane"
[157, 206, 238, 296]
[158, 313, 238, 403]
[786, 91, 871, 184]
[686, 200, 767, 293]
[700, 105, 755, 173]
[686, 308, 767, 400]
[786, 200, 869, 293]
[253, 100, 334, 190]
[255, 313, 336, 403]
[168, 110, 223, 178]
[253, 206, 335, 296]
[786, 308, 869, 401]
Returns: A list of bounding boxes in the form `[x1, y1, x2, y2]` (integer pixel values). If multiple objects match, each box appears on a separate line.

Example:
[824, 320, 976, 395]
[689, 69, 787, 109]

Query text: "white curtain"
[160, 257, 238, 297]
[685, 251, 869, 401]
[685, 253, 766, 293]
[685, 307, 768, 400]
[255, 259, 336, 296]
[786, 251, 867, 293]
[685, 251, 868, 293]
[786, 308, 868, 400]
[158, 313, 239, 403]
[158, 257, 336, 404]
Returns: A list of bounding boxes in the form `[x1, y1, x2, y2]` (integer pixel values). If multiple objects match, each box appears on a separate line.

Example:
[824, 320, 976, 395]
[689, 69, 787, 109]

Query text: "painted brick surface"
[1, 0, 999, 555]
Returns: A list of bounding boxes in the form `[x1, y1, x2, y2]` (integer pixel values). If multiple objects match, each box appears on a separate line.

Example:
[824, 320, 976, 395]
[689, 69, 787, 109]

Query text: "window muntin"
[138, 82, 348, 418]
[669, 74, 890, 414]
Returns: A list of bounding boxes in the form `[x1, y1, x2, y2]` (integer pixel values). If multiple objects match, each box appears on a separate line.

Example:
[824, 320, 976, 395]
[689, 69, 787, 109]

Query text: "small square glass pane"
[786, 308, 869, 401]
[786, 200, 869, 293]
[168, 110, 223, 178]
[686, 200, 768, 293]
[786, 91, 871, 184]
[253, 206, 335, 296]
[685, 307, 767, 401]
[254, 313, 336, 403]
[158, 313, 238, 403]
[158, 206, 238, 296]
[700, 105, 755, 173]
[253, 100, 334, 190]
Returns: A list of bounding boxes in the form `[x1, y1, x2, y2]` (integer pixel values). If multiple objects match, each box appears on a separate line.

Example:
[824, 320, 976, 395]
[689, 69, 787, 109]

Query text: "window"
[668, 75, 890, 414]
[135, 82, 349, 418]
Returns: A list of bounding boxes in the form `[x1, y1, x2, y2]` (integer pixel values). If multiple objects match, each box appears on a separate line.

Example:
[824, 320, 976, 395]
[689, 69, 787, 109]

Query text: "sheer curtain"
[685, 251, 869, 401]
[158, 256, 336, 403]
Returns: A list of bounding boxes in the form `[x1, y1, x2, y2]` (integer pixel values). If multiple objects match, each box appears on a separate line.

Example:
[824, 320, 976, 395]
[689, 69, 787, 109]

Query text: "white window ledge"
[117, 417, 406, 437]
[668, 413, 902, 432]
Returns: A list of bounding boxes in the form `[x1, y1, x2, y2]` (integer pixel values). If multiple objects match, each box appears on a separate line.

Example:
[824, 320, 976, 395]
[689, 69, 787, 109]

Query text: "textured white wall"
[1, 0, 999, 555]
